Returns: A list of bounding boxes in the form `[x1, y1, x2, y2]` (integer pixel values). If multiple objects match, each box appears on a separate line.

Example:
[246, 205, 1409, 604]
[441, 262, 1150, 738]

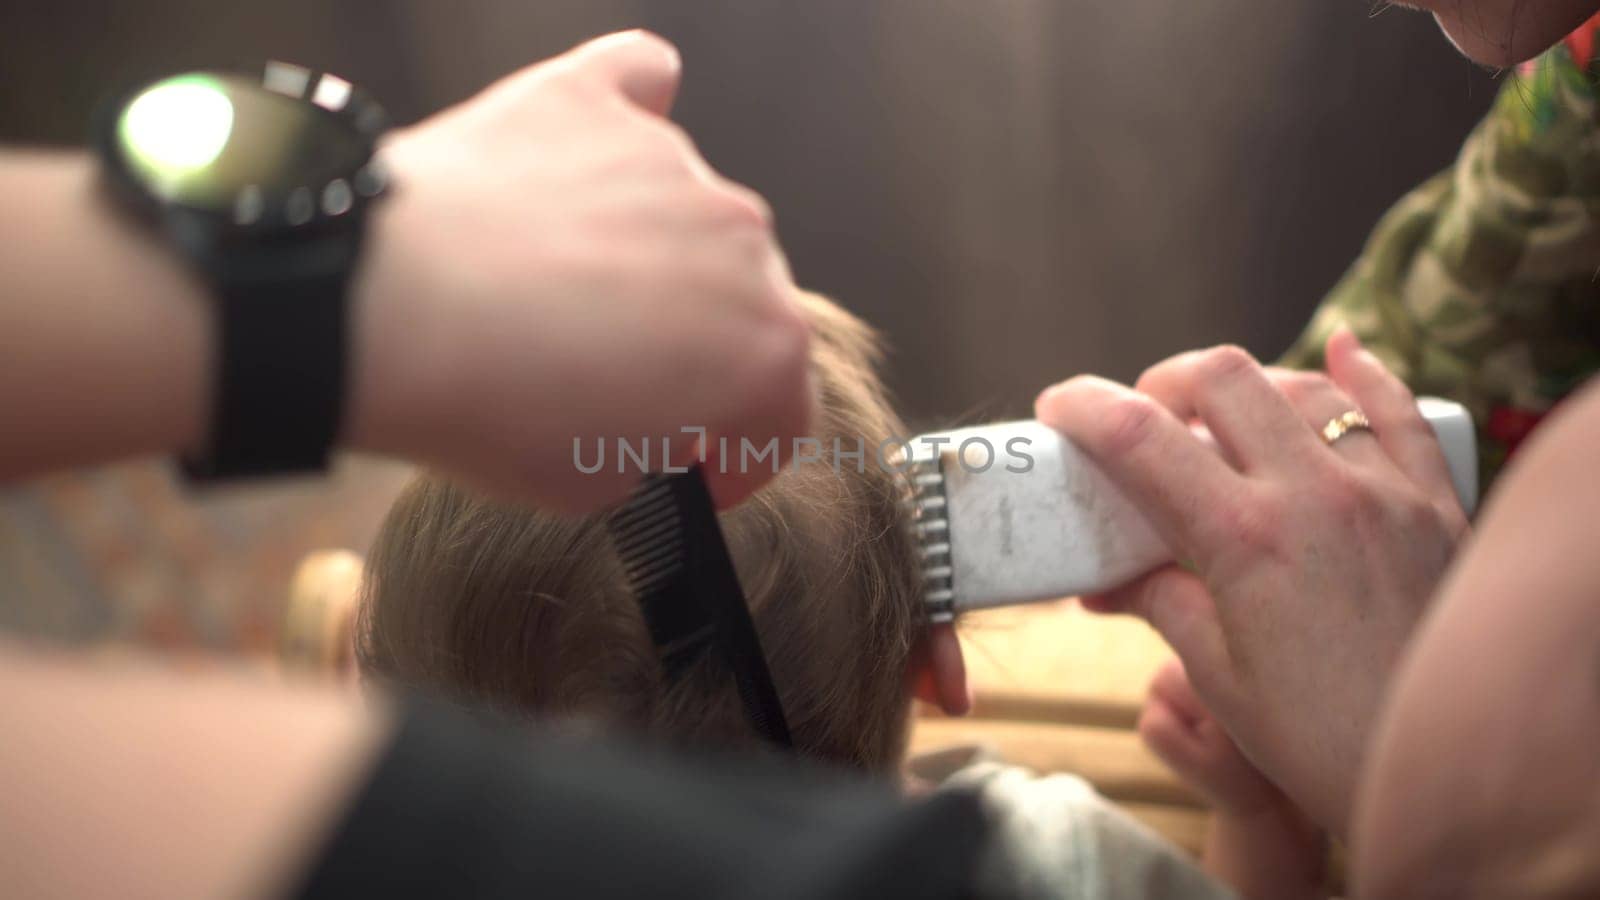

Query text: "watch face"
[107, 68, 384, 228]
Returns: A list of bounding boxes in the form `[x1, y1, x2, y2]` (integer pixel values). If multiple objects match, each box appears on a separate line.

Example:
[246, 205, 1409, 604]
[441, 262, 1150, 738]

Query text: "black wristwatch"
[94, 62, 390, 480]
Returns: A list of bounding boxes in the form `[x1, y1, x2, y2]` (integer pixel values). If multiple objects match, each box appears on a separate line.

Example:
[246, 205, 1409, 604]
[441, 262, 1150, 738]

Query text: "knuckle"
[543, 59, 600, 98]
[1099, 394, 1162, 457]
[1282, 370, 1334, 401]
[1374, 360, 1417, 398]
[639, 123, 694, 169]
[710, 213, 776, 265]
[1391, 487, 1444, 533]
[766, 303, 813, 356]
[1135, 707, 1161, 738]
[1235, 500, 1282, 552]
[601, 118, 692, 175]
[715, 182, 775, 230]
[1316, 467, 1382, 525]
[731, 309, 812, 408]
[1134, 350, 1198, 393]
[1439, 504, 1471, 542]
[1397, 412, 1438, 448]
[698, 187, 772, 236]
[1202, 487, 1285, 554]
[1199, 345, 1259, 383]
[1183, 662, 1233, 713]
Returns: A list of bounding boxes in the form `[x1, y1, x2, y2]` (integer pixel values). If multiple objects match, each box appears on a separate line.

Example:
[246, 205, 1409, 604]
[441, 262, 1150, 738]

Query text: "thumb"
[1101, 565, 1233, 704]
[565, 30, 683, 117]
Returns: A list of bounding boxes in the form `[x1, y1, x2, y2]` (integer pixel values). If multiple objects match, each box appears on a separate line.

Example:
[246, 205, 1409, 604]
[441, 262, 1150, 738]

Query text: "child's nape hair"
[356, 293, 926, 771]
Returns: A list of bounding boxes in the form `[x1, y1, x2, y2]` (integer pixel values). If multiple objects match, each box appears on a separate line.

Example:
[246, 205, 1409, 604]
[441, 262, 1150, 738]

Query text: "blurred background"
[0, 1, 1494, 651]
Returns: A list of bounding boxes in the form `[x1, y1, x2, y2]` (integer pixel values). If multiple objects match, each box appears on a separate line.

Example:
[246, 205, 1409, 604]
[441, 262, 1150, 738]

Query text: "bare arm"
[1354, 378, 1600, 896]
[1140, 659, 1326, 899]
[0, 31, 812, 511]
[1422, 377, 1600, 620]
[0, 149, 439, 481]
[0, 30, 814, 898]
[1202, 806, 1326, 900]
[0, 641, 390, 899]
[0, 151, 211, 475]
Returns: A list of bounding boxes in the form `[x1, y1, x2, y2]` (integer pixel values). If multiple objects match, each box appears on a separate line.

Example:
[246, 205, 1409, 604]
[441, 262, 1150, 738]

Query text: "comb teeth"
[608, 476, 685, 595]
[905, 459, 955, 622]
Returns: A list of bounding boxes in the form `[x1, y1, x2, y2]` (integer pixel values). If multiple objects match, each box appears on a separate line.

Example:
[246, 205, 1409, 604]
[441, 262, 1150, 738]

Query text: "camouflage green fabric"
[1281, 30, 1600, 488]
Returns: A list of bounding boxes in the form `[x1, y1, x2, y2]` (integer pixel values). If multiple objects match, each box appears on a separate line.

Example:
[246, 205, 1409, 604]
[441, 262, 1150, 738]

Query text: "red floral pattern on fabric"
[1486, 404, 1548, 459]
[1563, 11, 1600, 70]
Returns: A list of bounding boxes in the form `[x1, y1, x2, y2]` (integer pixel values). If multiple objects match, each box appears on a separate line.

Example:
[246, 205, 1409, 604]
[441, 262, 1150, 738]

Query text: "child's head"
[357, 293, 967, 771]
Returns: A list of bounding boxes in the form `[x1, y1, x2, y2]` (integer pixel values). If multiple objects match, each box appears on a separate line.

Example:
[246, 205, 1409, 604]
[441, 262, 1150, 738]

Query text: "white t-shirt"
[913, 747, 1238, 900]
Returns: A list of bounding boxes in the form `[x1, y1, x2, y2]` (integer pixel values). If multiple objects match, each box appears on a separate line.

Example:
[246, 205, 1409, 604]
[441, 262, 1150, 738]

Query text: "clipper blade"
[906, 458, 955, 623]
[903, 420, 1169, 619]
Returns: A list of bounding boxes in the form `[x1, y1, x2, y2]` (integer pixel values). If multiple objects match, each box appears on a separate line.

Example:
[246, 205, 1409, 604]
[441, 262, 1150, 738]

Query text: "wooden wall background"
[0, 1, 1494, 643]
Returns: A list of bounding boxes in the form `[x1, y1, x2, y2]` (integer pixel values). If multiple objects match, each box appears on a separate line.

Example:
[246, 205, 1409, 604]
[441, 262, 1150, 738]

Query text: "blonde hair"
[357, 294, 924, 771]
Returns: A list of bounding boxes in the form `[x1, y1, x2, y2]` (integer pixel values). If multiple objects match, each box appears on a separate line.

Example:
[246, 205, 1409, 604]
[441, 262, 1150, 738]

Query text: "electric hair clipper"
[906, 397, 1477, 621]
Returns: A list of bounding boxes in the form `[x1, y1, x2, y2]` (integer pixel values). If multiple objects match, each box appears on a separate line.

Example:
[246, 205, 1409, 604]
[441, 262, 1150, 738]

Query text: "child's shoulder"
[913, 748, 1238, 900]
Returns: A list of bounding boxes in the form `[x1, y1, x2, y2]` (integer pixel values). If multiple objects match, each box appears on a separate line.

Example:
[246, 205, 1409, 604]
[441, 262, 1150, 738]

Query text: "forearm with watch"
[0, 66, 418, 484]
[1, 34, 813, 514]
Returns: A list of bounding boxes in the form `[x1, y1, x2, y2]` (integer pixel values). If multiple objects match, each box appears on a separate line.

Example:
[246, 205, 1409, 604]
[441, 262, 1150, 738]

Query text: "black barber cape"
[292, 699, 996, 900]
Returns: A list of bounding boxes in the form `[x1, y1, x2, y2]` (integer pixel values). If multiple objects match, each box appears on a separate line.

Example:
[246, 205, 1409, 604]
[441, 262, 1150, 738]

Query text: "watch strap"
[181, 261, 350, 480]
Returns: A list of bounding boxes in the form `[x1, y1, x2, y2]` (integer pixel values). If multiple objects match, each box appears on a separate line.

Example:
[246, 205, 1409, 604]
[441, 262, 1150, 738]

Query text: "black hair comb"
[606, 466, 793, 749]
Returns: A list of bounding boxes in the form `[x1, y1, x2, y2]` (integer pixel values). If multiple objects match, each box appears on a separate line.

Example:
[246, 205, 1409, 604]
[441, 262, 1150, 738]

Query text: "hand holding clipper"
[908, 398, 1474, 621]
[1022, 339, 1474, 835]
